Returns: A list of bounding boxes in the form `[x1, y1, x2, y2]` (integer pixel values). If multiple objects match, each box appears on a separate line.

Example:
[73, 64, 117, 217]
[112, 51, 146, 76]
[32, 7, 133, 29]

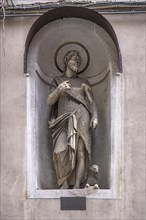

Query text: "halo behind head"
[54, 41, 90, 74]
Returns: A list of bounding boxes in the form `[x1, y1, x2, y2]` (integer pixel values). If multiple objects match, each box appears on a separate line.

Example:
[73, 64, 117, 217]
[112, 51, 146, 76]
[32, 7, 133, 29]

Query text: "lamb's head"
[90, 164, 99, 174]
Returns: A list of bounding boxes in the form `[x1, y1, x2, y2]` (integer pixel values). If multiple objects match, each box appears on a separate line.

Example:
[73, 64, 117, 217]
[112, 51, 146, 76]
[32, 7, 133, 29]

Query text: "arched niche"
[25, 7, 122, 198]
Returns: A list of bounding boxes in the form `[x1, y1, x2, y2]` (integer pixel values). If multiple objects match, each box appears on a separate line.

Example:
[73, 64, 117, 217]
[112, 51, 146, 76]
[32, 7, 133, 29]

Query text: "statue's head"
[62, 50, 82, 73]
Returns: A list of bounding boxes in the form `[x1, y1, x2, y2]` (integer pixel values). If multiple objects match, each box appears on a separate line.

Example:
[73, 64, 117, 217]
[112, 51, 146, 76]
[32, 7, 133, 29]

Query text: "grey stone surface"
[0, 14, 146, 220]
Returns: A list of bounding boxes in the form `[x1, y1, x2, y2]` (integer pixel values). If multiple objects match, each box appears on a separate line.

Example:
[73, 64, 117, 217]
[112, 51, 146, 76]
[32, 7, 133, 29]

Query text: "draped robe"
[49, 76, 95, 187]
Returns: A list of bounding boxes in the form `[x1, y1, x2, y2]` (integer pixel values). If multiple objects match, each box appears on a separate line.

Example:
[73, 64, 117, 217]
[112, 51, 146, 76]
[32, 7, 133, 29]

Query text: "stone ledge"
[27, 189, 118, 199]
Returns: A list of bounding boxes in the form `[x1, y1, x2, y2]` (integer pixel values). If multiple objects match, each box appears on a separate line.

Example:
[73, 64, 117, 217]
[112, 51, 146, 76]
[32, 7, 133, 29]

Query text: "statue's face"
[67, 55, 81, 73]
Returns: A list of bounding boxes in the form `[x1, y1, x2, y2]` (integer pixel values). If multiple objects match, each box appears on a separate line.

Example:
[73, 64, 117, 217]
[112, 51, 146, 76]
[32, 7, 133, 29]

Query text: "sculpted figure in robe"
[47, 50, 98, 189]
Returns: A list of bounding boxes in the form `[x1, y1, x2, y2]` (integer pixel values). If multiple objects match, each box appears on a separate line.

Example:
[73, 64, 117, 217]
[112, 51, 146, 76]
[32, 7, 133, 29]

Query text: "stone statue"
[47, 50, 98, 189]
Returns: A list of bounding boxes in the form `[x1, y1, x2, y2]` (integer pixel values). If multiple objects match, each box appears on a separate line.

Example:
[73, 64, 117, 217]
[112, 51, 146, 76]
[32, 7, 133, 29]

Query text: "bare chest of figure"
[60, 76, 85, 87]
[57, 77, 85, 116]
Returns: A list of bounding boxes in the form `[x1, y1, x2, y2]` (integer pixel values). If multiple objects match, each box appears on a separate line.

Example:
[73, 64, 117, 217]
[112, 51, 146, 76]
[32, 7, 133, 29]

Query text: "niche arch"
[26, 7, 122, 198]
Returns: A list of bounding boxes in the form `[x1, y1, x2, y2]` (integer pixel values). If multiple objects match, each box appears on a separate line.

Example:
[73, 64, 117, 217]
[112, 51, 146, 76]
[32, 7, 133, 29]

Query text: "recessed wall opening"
[25, 7, 122, 198]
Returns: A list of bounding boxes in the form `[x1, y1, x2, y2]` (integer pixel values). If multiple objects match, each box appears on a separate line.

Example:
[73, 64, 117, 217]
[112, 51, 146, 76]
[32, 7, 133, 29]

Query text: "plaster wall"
[0, 14, 146, 219]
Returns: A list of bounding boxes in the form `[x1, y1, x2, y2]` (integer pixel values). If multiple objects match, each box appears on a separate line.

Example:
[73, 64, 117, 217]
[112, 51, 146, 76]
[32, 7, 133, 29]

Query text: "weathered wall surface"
[0, 14, 146, 219]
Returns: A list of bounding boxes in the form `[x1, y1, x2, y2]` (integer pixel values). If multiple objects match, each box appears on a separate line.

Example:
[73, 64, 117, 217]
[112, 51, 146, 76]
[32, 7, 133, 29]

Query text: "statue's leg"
[73, 137, 85, 189]
[54, 131, 69, 189]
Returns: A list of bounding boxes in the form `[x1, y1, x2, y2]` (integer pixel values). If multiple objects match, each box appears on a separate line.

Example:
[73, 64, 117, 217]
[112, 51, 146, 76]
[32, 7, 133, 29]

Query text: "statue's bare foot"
[73, 184, 80, 189]
[60, 181, 69, 189]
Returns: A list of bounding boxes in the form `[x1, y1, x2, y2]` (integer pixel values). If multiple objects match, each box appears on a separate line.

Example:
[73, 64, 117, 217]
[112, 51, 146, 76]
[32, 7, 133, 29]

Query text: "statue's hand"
[58, 80, 71, 92]
[90, 116, 98, 129]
